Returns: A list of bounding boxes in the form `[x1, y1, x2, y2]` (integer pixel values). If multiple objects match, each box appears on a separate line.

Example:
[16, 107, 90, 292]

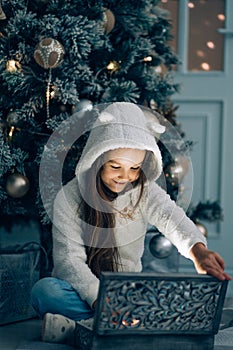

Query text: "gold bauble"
[34, 37, 65, 69]
[102, 9, 115, 34]
[6, 173, 30, 198]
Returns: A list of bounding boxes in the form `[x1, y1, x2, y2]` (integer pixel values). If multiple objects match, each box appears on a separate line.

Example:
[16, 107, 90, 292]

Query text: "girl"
[31, 102, 231, 344]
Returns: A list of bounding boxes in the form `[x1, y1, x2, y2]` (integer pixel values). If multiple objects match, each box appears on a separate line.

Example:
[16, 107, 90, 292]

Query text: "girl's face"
[101, 148, 146, 193]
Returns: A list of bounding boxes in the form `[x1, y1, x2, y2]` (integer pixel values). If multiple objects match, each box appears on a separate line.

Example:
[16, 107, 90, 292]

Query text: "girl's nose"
[118, 169, 130, 180]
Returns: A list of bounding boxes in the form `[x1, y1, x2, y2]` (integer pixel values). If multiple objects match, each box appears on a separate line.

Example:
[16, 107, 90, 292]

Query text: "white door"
[161, 0, 233, 291]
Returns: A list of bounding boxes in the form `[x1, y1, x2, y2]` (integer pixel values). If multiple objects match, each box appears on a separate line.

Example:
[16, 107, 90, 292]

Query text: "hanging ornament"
[6, 111, 20, 126]
[34, 38, 65, 69]
[34, 38, 65, 118]
[195, 220, 208, 238]
[149, 233, 173, 259]
[165, 156, 190, 186]
[0, 1, 6, 20]
[6, 111, 20, 141]
[71, 99, 93, 115]
[102, 8, 115, 34]
[6, 173, 30, 198]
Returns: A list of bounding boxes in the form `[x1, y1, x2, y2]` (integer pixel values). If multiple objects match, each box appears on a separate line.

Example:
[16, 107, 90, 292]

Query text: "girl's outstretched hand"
[190, 243, 232, 281]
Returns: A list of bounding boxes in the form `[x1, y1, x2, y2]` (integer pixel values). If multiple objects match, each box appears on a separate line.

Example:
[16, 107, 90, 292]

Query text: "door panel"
[161, 0, 233, 294]
[178, 100, 223, 207]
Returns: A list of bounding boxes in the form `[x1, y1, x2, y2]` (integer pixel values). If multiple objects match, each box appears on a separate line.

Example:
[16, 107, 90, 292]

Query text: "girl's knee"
[32, 277, 55, 299]
[31, 277, 62, 309]
[31, 277, 67, 317]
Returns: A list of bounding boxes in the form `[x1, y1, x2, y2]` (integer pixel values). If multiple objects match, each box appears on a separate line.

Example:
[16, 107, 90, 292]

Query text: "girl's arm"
[145, 182, 231, 280]
[52, 179, 100, 308]
[190, 242, 231, 280]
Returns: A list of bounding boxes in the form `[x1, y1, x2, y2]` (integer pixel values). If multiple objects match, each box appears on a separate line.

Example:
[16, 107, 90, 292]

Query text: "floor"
[0, 317, 42, 350]
[1, 299, 233, 350]
[0, 317, 76, 349]
[1, 318, 233, 350]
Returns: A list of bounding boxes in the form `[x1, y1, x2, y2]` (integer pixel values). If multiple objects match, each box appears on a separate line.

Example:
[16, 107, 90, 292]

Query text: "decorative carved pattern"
[96, 275, 225, 334]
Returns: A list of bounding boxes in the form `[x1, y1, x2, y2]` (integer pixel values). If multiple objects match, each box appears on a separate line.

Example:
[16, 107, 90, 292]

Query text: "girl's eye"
[131, 166, 140, 171]
[111, 165, 120, 169]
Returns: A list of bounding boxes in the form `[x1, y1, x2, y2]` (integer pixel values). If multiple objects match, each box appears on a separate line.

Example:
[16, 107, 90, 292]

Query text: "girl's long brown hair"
[79, 151, 153, 278]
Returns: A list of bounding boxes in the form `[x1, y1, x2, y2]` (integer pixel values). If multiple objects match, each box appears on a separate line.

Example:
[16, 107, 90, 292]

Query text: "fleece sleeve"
[51, 181, 99, 308]
[144, 182, 207, 259]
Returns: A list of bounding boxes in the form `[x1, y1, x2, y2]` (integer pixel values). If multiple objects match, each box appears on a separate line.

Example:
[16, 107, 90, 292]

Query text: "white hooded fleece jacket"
[51, 102, 207, 308]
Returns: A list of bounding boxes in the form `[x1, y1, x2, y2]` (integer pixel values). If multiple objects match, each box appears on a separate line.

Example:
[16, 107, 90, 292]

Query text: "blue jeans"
[31, 277, 95, 321]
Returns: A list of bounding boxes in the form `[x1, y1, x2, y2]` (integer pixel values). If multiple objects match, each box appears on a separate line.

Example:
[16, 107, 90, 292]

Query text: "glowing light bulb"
[201, 62, 210, 71]
[188, 2, 195, 9]
[50, 91, 55, 98]
[143, 56, 152, 62]
[8, 126, 15, 140]
[206, 41, 215, 49]
[6, 60, 17, 72]
[106, 61, 119, 71]
[197, 50, 205, 58]
[217, 14, 225, 21]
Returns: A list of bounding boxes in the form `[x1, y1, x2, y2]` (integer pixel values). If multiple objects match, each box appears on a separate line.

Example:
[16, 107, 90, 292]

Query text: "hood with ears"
[75, 102, 165, 190]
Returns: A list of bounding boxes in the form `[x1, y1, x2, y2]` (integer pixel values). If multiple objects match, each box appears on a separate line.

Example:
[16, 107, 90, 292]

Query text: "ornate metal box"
[75, 272, 228, 350]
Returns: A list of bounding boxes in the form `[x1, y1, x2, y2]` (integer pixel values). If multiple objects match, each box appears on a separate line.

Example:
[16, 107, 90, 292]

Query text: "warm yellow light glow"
[217, 14, 225, 21]
[143, 56, 152, 62]
[206, 41, 215, 49]
[201, 62, 210, 71]
[50, 90, 56, 98]
[122, 319, 140, 327]
[106, 61, 119, 71]
[188, 2, 195, 9]
[155, 66, 162, 73]
[197, 50, 205, 58]
[8, 126, 15, 138]
[6, 59, 21, 72]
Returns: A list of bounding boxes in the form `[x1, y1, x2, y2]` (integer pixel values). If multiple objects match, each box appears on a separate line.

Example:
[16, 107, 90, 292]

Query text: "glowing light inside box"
[122, 319, 140, 327]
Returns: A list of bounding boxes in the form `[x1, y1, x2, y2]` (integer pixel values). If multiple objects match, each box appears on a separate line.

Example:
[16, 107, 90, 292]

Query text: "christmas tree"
[2, 0, 219, 272]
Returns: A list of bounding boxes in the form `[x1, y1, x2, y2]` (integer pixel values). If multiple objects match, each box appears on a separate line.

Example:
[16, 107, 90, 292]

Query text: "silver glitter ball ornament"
[149, 233, 173, 259]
